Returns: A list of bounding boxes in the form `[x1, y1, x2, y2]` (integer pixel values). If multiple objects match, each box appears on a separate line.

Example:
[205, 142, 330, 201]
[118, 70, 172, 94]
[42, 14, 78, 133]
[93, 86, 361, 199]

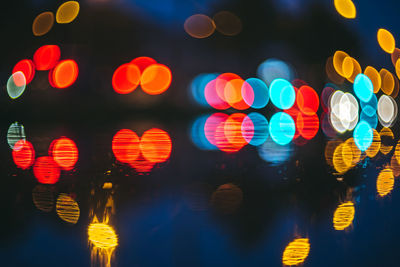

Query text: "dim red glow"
[131, 57, 157, 73]
[129, 156, 155, 173]
[33, 156, 60, 184]
[112, 129, 140, 163]
[12, 140, 35, 169]
[297, 113, 319, 140]
[112, 63, 141, 94]
[13, 59, 35, 85]
[297, 86, 319, 115]
[50, 59, 78, 88]
[140, 64, 172, 95]
[50, 137, 78, 170]
[33, 45, 61, 70]
[140, 128, 172, 163]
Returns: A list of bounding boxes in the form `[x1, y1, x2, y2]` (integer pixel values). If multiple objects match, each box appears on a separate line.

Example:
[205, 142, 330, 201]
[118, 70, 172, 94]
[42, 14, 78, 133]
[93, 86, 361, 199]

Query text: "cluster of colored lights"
[191, 109, 318, 156]
[184, 11, 242, 39]
[112, 128, 172, 173]
[8, 45, 78, 99]
[325, 127, 400, 183]
[32, 1, 80, 36]
[12, 137, 78, 184]
[112, 57, 172, 95]
[324, 49, 400, 152]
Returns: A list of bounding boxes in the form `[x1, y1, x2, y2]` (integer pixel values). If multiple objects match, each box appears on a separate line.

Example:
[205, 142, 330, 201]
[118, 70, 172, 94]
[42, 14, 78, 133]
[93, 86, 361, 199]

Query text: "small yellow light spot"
[333, 201, 355, 230]
[282, 238, 310, 266]
[377, 168, 394, 197]
[334, 0, 356, 19]
[377, 28, 396, 54]
[56, 193, 80, 224]
[364, 66, 381, 94]
[88, 223, 118, 249]
[32, 11, 54, 36]
[102, 182, 113, 189]
[56, 1, 80, 24]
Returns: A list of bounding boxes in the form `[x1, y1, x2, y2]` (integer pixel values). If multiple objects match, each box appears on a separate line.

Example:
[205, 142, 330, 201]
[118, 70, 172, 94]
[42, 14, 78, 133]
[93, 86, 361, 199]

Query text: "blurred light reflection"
[282, 238, 310, 266]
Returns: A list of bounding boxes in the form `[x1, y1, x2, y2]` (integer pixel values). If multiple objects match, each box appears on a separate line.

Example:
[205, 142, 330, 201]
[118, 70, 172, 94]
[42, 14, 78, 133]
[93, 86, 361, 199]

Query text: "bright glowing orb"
[377, 28, 395, 54]
[56, 1, 80, 24]
[269, 112, 295, 145]
[269, 78, 295, 110]
[334, 0, 356, 19]
[50, 59, 78, 88]
[354, 74, 373, 102]
[282, 238, 310, 266]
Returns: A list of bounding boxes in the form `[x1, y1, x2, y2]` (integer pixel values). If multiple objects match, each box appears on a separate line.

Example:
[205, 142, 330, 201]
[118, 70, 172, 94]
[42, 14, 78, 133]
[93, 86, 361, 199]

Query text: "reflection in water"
[32, 185, 54, 212]
[366, 129, 381, 158]
[112, 128, 172, 173]
[282, 238, 310, 266]
[12, 140, 35, 170]
[210, 183, 243, 215]
[56, 193, 80, 224]
[88, 187, 118, 267]
[50, 137, 79, 170]
[258, 137, 292, 165]
[379, 127, 394, 155]
[333, 201, 355, 231]
[332, 138, 362, 174]
[377, 168, 395, 197]
[7, 122, 26, 149]
[33, 156, 61, 184]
